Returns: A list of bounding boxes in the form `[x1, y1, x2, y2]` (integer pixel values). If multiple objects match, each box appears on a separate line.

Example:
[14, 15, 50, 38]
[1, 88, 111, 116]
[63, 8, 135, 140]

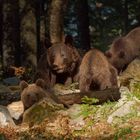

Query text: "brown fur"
[105, 27, 140, 72]
[79, 49, 118, 92]
[20, 79, 64, 111]
[34, 36, 81, 87]
[20, 79, 47, 110]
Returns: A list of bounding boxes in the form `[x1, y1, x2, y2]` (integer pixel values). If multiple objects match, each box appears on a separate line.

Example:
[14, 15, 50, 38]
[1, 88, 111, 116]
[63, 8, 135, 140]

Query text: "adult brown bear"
[105, 27, 140, 72]
[34, 35, 81, 88]
[79, 49, 118, 92]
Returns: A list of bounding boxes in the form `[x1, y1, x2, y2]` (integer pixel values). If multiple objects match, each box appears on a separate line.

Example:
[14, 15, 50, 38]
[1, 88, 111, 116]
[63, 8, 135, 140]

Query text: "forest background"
[0, 0, 140, 80]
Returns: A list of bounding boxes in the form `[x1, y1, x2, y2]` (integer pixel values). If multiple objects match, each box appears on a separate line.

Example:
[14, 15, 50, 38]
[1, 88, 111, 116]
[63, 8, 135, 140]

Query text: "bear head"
[47, 35, 80, 74]
[105, 37, 127, 72]
[20, 79, 46, 110]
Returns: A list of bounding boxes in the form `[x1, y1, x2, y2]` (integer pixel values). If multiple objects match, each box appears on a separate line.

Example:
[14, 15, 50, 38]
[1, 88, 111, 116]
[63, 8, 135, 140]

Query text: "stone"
[0, 105, 15, 127]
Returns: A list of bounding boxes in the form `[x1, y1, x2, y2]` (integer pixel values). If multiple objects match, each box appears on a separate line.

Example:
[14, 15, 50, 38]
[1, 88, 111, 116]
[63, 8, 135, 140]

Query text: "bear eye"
[36, 93, 40, 98]
[61, 53, 65, 57]
[118, 51, 125, 58]
[27, 94, 31, 98]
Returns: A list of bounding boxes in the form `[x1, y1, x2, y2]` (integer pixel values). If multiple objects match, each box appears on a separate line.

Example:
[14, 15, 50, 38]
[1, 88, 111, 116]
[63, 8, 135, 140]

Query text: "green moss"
[132, 82, 140, 100]
[23, 100, 64, 125]
[81, 96, 99, 104]
[114, 127, 132, 140]
[80, 104, 98, 118]
[0, 134, 6, 140]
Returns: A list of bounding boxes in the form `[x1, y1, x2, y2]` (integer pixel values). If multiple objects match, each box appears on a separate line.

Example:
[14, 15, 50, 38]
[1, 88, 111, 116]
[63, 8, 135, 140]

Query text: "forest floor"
[0, 81, 140, 140]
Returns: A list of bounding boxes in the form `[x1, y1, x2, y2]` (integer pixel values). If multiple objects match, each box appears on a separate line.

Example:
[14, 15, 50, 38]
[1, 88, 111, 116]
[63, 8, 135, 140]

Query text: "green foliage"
[80, 104, 98, 118]
[80, 100, 116, 119]
[0, 134, 6, 140]
[81, 96, 99, 104]
[97, 101, 116, 119]
[114, 127, 132, 140]
[132, 82, 140, 100]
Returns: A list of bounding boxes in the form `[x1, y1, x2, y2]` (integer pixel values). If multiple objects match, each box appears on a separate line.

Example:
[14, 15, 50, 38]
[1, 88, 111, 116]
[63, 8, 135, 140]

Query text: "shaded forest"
[0, 0, 140, 81]
[0, 1, 140, 139]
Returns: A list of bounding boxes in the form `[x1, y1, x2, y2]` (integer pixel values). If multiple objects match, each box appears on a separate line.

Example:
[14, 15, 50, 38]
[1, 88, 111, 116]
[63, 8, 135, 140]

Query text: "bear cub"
[79, 49, 118, 92]
[20, 79, 60, 111]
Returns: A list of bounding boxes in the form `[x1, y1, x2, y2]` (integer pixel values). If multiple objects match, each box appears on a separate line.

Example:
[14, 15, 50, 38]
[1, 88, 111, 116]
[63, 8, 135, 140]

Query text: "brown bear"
[78, 49, 118, 92]
[34, 35, 81, 87]
[105, 27, 140, 72]
[20, 79, 61, 111]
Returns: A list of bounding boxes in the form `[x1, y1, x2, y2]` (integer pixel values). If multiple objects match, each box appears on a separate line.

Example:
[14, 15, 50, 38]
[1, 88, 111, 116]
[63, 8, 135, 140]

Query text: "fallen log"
[55, 88, 121, 106]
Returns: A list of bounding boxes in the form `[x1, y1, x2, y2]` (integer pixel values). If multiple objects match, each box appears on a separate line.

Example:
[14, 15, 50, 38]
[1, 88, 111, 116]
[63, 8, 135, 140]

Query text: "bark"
[49, 0, 68, 43]
[76, 0, 90, 50]
[35, 0, 49, 62]
[2, 0, 20, 68]
[14, 0, 21, 66]
[20, 0, 37, 69]
[0, 0, 3, 79]
[57, 88, 121, 106]
[0, 1, 3, 62]
[35, 1, 41, 62]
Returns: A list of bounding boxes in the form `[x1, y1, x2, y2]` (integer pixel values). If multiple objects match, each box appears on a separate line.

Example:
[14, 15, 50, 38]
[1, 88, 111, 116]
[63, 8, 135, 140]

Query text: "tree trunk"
[49, 0, 68, 43]
[124, 0, 128, 33]
[20, 0, 37, 69]
[0, 0, 3, 59]
[0, 0, 3, 79]
[2, 0, 20, 68]
[35, 0, 49, 62]
[76, 0, 90, 51]
[14, 0, 21, 66]
[57, 88, 121, 106]
[35, 0, 41, 63]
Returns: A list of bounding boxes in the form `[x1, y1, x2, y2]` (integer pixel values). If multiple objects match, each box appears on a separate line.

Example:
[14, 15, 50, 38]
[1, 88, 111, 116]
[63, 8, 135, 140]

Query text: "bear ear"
[119, 51, 125, 58]
[105, 51, 112, 58]
[35, 79, 45, 89]
[64, 35, 74, 46]
[20, 81, 28, 91]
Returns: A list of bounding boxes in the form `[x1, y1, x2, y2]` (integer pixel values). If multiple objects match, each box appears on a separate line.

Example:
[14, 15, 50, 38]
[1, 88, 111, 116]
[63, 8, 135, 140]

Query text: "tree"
[0, 0, 3, 62]
[35, 0, 51, 62]
[20, 0, 37, 69]
[49, 0, 68, 43]
[0, 0, 3, 79]
[2, 0, 20, 68]
[76, 0, 90, 50]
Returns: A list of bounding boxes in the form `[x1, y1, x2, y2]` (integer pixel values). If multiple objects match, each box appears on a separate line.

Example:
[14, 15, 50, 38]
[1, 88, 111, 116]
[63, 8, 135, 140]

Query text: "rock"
[23, 98, 64, 126]
[67, 104, 85, 130]
[7, 101, 24, 120]
[119, 57, 140, 87]
[3, 76, 20, 86]
[0, 84, 20, 106]
[107, 101, 135, 124]
[0, 85, 12, 93]
[0, 105, 15, 127]
[107, 86, 140, 124]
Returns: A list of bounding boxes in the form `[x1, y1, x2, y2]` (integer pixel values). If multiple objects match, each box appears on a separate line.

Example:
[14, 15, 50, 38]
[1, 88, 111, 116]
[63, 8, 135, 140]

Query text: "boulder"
[0, 105, 15, 127]
[119, 57, 140, 87]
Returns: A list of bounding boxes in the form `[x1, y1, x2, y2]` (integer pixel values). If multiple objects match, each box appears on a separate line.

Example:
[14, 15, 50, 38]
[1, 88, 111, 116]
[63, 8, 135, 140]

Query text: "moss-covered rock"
[119, 57, 140, 87]
[23, 98, 64, 126]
